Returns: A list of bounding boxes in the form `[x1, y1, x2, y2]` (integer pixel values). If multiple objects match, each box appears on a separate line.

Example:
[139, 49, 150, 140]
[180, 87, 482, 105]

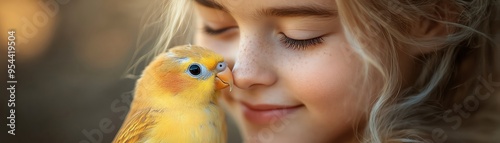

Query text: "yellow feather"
[113, 45, 228, 143]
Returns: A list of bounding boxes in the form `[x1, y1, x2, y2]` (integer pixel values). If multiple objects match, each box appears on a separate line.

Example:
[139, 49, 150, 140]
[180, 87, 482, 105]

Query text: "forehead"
[196, 0, 338, 19]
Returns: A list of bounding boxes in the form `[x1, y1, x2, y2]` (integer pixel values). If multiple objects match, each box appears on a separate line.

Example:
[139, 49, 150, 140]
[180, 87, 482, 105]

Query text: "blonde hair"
[124, 0, 195, 77]
[337, 0, 498, 142]
[130, 0, 499, 142]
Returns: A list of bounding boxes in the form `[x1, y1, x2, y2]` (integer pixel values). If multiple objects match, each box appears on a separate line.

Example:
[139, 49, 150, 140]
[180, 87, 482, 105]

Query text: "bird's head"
[138, 45, 233, 105]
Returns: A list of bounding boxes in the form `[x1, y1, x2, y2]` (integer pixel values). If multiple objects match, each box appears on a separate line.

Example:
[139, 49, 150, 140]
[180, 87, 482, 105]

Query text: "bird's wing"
[112, 108, 160, 143]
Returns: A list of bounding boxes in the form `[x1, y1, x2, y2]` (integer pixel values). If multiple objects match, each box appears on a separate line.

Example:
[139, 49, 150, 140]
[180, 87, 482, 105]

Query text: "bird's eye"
[188, 64, 201, 75]
[216, 62, 226, 72]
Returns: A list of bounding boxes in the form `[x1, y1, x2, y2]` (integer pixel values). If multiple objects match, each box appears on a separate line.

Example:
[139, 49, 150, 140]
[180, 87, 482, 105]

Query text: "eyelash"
[279, 33, 324, 50]
[203, 25, 235, 35]
[204, 26, 324, 50]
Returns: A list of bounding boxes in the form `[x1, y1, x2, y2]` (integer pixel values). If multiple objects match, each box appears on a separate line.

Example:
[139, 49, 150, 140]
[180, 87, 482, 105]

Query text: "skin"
[193, 0, 423, 142]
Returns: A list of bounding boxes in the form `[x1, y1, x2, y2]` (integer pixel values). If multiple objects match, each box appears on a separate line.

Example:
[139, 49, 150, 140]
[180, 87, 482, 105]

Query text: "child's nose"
[232, 35, 277, 90]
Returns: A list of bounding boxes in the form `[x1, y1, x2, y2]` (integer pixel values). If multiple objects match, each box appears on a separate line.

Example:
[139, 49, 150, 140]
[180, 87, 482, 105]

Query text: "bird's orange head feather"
[135, 45, 232, 107]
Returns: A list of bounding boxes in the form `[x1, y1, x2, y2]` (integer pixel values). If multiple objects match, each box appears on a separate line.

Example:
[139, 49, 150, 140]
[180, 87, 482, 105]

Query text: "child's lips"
[241, 101, 303, 125]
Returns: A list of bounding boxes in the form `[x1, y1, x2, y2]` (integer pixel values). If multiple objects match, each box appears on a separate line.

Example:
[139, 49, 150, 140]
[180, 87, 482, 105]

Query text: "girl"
[133, 0, 500, 142]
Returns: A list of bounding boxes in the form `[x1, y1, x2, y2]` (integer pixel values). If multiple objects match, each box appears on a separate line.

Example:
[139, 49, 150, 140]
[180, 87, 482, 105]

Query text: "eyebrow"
[258, 6, 337, 17]
[195, 0, 225, 10]
[194, 0, 337, 18]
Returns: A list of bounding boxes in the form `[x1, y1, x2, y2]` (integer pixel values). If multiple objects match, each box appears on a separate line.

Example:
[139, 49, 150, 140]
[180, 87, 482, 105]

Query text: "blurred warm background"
[0, 0, 241, 142]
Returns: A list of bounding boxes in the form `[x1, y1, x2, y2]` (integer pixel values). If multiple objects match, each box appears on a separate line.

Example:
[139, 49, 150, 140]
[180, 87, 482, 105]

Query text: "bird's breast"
[146, 104, 226, 143]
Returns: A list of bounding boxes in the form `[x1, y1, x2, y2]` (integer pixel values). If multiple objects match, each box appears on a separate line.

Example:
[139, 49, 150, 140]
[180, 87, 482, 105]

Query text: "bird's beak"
[215, 67, 233, 90]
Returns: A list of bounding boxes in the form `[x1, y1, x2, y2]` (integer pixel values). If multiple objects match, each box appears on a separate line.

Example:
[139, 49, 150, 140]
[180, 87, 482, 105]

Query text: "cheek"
[286, 44, 367, 123]
[273, 46, 367, 139]
[296, 59, 359, 113]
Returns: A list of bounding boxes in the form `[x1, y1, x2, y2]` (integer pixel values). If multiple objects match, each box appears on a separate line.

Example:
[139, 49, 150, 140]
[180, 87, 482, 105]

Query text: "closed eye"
[203, 25, 238, 35]
[279, 33, 324, 50]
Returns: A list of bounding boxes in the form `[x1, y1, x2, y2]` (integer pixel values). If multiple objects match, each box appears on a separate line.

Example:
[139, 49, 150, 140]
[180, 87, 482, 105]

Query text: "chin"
[241, 129, 317, 143]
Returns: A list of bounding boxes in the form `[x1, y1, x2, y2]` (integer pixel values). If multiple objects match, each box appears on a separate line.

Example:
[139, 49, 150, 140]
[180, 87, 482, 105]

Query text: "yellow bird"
[113, 45, 232, 143]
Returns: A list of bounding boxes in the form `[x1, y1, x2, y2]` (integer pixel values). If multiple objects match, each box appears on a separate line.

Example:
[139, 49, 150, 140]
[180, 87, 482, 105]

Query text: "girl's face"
[194, 0, 369, 142]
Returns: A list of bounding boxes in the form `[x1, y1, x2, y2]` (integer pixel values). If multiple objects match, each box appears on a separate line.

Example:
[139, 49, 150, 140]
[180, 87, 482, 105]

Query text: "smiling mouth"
[241, 102, 304, 124]
[242, 102, 304, 111]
